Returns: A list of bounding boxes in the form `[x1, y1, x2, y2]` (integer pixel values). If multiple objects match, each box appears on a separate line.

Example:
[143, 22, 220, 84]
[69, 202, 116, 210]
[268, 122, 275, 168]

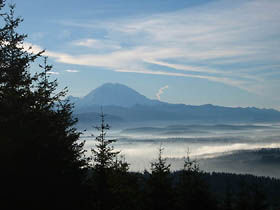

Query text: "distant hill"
[68, 83, 280, 124]
[198, 148, 280, 179]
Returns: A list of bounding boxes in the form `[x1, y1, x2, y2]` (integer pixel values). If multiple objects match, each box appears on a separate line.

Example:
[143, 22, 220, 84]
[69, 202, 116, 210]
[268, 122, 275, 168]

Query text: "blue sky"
[6, 0, 280, 109]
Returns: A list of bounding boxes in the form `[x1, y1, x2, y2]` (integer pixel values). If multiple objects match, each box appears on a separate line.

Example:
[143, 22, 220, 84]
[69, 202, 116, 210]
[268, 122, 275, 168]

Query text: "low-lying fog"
[80, 123, 280, 177]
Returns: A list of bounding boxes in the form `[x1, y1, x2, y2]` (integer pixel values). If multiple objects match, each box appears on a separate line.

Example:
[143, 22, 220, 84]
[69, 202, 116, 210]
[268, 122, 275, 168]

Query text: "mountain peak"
[79, 83, 158, 108]
[96, 82, 127, 89]
[70, 83, 280, 123]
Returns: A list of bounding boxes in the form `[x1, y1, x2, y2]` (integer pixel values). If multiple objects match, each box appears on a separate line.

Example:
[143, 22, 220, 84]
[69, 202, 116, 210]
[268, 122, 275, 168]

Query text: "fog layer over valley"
[72, 83, 280, 178]
[81, 122, 280, 178]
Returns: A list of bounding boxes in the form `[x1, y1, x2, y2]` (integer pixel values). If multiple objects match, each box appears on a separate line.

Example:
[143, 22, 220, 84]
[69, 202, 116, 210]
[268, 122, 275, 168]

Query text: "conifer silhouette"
[0, 3, 88, 209]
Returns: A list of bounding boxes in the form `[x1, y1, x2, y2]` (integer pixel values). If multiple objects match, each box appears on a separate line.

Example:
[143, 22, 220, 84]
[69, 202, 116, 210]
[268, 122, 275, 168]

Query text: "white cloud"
[22, 42, 44, 54]
[74, 39, 98, 47]
[156, 85, 169, 100]
[144, 59, 227, 74]
[65, 69, 79, 73]
[31, 0, 280, 97]
[115, 69, 248, 92]
[72, 38, 121, 50]
[47, 71, 60, 75]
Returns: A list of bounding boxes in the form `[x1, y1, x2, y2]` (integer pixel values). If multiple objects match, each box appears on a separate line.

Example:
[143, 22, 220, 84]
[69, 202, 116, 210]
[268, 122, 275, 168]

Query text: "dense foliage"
[0, 2, 88, 209]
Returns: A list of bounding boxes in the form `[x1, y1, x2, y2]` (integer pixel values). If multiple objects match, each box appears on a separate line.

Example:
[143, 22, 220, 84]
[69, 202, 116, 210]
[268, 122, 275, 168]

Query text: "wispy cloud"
[156, 85, 169, 100]
[28, 0, 280, 98]
[65, 69, 79, 73]
[72, 38, 121, 50]
[144, 59, 227, 74]
[47, 71, 60, 75]
[115, 68, 248, 92]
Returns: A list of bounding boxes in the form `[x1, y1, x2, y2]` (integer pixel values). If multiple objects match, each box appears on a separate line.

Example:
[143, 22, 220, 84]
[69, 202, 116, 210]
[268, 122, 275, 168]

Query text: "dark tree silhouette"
[221, 181, 234, 210]
[151, 146, 171, 175]
[145, 145, 174, 210]
[0, 4, 88, 209]
[91, 112, 120, 172]
[174, 155, 217, 210]
[89, 112, 132, 210]
[235, 182, 268, 210]
[0, 0, 4, 11]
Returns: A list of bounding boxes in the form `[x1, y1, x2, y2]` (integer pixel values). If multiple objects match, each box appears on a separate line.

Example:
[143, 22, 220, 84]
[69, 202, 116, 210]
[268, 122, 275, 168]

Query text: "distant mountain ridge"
[68, 83, 280, 125]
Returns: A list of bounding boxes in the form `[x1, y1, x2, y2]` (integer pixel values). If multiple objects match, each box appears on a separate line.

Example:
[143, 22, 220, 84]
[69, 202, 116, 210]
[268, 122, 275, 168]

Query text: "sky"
[4, 0, 280, 110]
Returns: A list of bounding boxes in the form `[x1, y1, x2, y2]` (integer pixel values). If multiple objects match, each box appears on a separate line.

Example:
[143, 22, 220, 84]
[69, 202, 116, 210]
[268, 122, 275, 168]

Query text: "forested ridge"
[0, 2, 279, 209]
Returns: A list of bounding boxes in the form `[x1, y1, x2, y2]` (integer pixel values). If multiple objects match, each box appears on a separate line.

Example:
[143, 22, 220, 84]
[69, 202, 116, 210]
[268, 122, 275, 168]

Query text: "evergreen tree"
[0, 0, 4, 12]
[151, 146, 171, 175]
[90, 112, 132, 210]
[175, 155, 217, 210]
[222, 181, 234, 210]
[145, 145, 174, 210]
[91, 112, 120, 172]
[235, 182, 268, 210]
[0, 4, 88, 209]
